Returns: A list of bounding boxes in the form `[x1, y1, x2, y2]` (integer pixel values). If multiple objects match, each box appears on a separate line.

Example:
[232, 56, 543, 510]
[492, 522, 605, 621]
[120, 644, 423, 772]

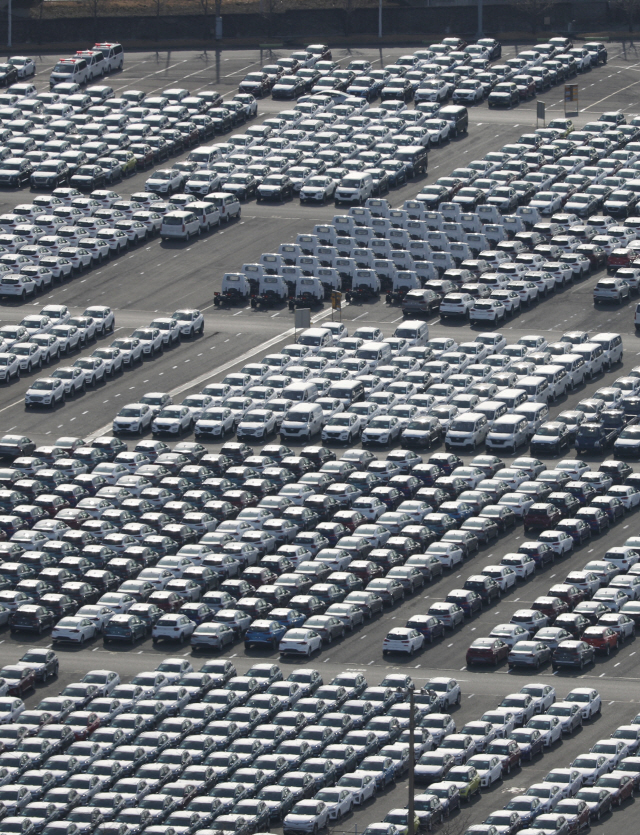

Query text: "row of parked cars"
[0, 653, 468, 835]
[0, 69, 257, 192]
[463, 689, 640, 835]
[21, 306, 202, 409]
[0, 185, 223, 301]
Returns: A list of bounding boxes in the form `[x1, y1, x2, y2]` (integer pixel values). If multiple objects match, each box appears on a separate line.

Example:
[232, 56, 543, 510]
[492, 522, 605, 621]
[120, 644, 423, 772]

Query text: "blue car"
[268, 608, 307, 629]
[244, 619, 288, 649]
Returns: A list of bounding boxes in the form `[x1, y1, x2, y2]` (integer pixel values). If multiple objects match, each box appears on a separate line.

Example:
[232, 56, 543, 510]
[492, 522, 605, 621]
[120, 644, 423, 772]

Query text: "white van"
[188, 146, 222, 169]
[572, 342, 605, 379]
[94, 43, 125, 72]
[536, 365, 568, 403]
[50, 57, 89, 89]
[518, 375, 549, 403]
[494, 388, 528, 412]
[591, 332, 623, 369]
[514, 402, 549, 439]
[280, 403, 324, 441]
[445, 412, 489, 450]
[297, 328, 333, 353]
[486, 414, 529, 454]
[282, 382, 319, 403]
[204, 192, 241, 222]
[555, 354, 586, 389]
[160, 210, 200, 241]
[474, 399, 508, 428]
[355, 341, 392, 369]
[335, 172, 374, 206]
[186, 201, 220, 231]
[393, 319, 429, 346]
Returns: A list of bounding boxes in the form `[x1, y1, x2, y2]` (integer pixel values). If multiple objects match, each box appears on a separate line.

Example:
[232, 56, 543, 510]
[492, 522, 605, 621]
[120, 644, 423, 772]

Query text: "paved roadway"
[3, 40, 640, 835]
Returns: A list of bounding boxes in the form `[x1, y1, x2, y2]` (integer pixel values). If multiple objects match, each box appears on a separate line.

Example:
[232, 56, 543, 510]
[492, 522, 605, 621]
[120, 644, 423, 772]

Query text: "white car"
[314, 788, 353, 820]
[76, 605, 115, 633]
[470, 300, 507, 322]
[321, 412, 363, 443]
[382, 627, 424, 655]
[24, 376, 66, 407]
[336, 771, 376, 805]
[96, 593, 135, 615]
[489, 623, 531, 648]
[500, 553, 536, 579]
[145, 169, 183, 194]
[520, 683, 556, 713]
[73, 357, 107, 386]
[537, 530, 574, 555]
[152, 613, 196, 643]
[279, 628, 322, 657]
[236, 408, 278, 441]
[50, 324, 82, 353]
[131, 327, 163, 356]
[12, 343, 42, 372]
[152, 406, 193, 435]
[565, 688, 601, 719]
[466, 754, 503, 787]
[113, 403, 154, 435]
[194, 406, 236, 438]
[10, 57, 36, 78]
[52, 616, 98, 645]
[92, 347, 124, 376]
[81, 669, 120, 696]
[283, 800, 330, 834]
[51, 366, 86, 396]
[0, 274, 36, 298]
[150, 318, 181, 346]
[0, 696, 25, 724]
[171, 309, 204, 337]
[526, 715, 563, 747]
[111, 337, 144, 365]
[0, 353, 21, 382]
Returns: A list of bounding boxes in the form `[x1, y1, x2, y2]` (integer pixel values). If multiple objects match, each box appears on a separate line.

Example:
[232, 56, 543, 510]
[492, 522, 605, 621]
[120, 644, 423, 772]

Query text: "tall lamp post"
[7, 0, 11, 49]
[408, 688, 415, 835]
[378, 0, 382, 39]
[477, 0, 483, 38]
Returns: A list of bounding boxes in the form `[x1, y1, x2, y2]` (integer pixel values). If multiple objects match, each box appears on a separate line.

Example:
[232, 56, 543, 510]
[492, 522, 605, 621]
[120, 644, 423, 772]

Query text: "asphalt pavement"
[3, 39, 640, 835]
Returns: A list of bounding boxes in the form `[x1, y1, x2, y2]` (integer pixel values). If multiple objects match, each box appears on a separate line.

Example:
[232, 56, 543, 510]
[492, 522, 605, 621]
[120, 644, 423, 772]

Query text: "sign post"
[331, 290, 342, 321]
[294, 307, 310, 341]
[564, 84, 579, 117]
[536, 100, 545, 127]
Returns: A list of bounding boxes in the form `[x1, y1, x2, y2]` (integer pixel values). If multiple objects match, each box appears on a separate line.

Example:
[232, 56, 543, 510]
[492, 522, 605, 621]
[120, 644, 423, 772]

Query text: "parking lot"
[3, 37, 640, 835]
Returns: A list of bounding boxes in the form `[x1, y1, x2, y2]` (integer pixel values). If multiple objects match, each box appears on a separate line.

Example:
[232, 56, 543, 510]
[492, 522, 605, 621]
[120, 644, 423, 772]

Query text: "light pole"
[477, 0, 483, 38]
[8, 0, 11, 49]
[378, 0, 382, 39]
[408, 689, 415, 835]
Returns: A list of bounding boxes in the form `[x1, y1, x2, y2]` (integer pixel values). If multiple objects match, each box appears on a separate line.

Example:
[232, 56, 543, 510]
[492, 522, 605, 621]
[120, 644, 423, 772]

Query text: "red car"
[581, 625, 618, 654]
[148, 591, 183, 613]
[607, 247, 634, 272]
[466, 638, 510, 667]
[514, 75, 536, 100]
[486, 739, 522, 774]
[1, 664, 36, 695]
[554, 798, 591, 834]
[532, 596, 569, 623]
[594, 771, 635, 804]
[577, 243, 607, 269]
[548, 583, 587, 609]
[64, 710, 101, 740]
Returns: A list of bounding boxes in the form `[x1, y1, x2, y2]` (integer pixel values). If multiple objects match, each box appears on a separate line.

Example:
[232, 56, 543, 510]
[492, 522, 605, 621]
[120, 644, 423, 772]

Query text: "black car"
[208, 108, 234, 133]
[551, 640, 595, 671]
[70, 165, 106, 192]
[272, 76, 306, 100]
[221, 173, 258, 201]
[0, 158, 34, 186]
[0, 63, 18, 86]
[256, 174, 294, 202]
[30, 160, 70, 190]
[9, 605, 55, 634]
